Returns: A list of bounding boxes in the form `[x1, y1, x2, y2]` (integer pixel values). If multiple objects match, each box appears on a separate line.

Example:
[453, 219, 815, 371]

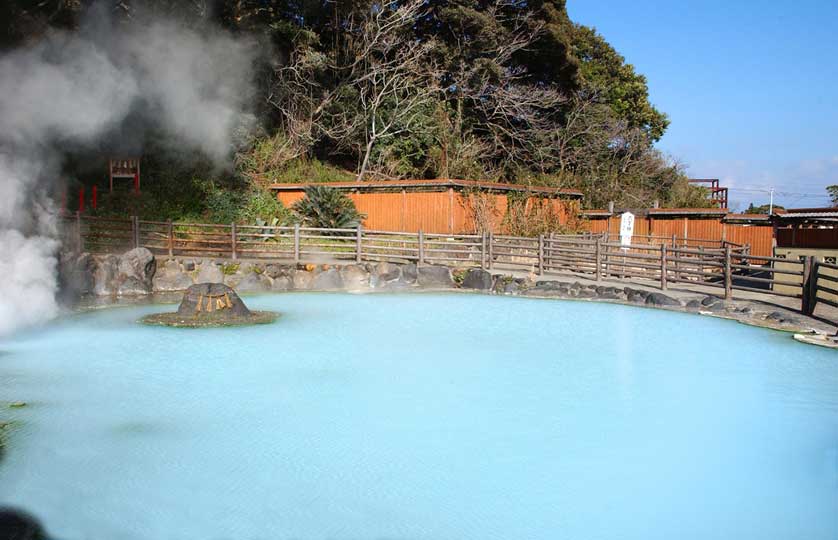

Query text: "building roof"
[647, 207, 729, 216]
[777, 211, 838, 219]
[269, 179, 583, 198]
[723, 213, 772, 223]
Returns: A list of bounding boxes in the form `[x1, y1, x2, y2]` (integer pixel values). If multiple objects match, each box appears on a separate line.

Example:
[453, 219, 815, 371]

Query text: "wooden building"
[271, 179, 583, 235]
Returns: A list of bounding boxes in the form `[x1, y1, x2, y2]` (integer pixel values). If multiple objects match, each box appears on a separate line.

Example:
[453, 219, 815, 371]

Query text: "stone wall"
[58, 247, 821, 336]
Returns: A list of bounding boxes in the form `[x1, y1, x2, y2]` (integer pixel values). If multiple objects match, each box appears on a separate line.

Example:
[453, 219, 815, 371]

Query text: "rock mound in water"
[141, 283, 277, 327]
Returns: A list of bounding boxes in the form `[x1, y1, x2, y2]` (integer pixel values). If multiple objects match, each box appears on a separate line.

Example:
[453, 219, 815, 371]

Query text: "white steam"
[0, 13, 256, 336]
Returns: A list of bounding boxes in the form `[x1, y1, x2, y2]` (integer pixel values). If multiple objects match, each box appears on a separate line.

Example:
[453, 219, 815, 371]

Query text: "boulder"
[292, 270, 314, 290]
[417, 265, 454, 288]
[264, 264, 290, 279]
[645, 292, 681, 307]
[462, 268, 494, 290]
[235, 272, 272, 292]
[313, 268, 344, 290]
[60, 252, 95, 297]
[402, 263, 418, 284]
[118, 248, 156, 287]
[371, 262, 402, 288]
[195, 263, 224, 284]
[92, 255, 119, 295]
[118, 277, 151, 296]
[340, 265, 370, 290]
[152, 260, 194, 292]
[271, 276, 293, 291]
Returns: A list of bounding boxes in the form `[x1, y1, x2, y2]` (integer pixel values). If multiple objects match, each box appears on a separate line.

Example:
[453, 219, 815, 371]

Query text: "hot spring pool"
[0, 293, 836, 539]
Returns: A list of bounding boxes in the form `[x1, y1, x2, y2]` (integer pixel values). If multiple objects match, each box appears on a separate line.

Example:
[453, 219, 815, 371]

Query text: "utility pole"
[769, 187, 775, 214]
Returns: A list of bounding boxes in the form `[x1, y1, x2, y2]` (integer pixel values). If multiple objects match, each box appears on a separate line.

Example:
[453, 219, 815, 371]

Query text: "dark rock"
[313, 268, 344, 290]
[417, 265, 454, 288]
[703, 301, 727, 312]
[686, 299, 702, 309]
[645, 292, 681, 307]
[118, 248, 156, 287]
[462, 268, 493, 290]
[176, 283, 251, 317]
[371, 262, 402, 288]
[701, 296, 719, 306]
[504, 280, 523, 295]
[535, 280, 563, 290]
[576, 289, 597, 298]
[402, 263, 418, 283]
[183, 260, 196, 271]
[0, 508, 46, 540]
[624, 288, 649, 303]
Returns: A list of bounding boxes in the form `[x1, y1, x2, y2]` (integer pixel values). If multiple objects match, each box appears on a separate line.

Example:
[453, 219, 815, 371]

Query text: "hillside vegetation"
[2, 0, 710, 224]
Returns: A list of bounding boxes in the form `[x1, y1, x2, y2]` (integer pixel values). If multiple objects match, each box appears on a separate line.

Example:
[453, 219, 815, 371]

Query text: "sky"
[567, 0, 838, 211]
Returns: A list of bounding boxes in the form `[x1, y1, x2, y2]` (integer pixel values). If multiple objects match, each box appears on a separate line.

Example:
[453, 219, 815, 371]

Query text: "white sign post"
[619, 212, 635, 247]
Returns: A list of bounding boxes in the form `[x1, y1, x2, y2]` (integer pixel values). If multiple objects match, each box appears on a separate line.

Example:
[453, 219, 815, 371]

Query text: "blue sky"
[567, 0, 838, 210]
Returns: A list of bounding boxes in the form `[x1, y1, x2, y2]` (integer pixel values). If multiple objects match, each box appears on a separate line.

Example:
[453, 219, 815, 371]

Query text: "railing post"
[167, 220, 174, 257]
[480, 232, 487, 269]
[595, 236, 602, 281]
[724, 245, 732, 300]
[75, 211, 83, 253]
[293, 223, 300, 263]
[537, 234, 545, 275]
[231, 222, 238, 260]
[131, 216, 139, 249]
[356, 225, 363, 263]
[487, 232, 494, 270]
[418, 230, 425, 265]
[801, 256, 817, 315]
[660, 244, 667, 290]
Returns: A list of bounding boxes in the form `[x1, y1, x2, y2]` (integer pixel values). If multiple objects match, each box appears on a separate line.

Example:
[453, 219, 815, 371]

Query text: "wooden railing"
[62, 214, 835, 319]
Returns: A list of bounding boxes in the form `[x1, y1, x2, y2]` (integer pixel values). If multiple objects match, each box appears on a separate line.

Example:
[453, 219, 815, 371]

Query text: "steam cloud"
[0, 10, 256, 336]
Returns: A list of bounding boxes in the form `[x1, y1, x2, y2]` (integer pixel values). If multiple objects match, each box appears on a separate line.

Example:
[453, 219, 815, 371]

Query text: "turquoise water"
[0, 293, 836, 540]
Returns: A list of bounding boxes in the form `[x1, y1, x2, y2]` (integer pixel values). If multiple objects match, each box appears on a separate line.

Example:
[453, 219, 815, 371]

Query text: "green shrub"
[292, 185, 365, 230]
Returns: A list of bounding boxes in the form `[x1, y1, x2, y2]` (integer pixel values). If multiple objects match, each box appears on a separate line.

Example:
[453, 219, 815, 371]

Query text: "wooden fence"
[63, 214, 835, 320]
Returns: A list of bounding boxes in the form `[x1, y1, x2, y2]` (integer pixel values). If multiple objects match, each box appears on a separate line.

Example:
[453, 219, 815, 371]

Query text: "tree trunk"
[357, 138, 375, 181]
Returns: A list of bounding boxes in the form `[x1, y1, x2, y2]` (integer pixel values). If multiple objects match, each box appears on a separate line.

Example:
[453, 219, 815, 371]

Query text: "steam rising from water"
[0, 12, 256, 335]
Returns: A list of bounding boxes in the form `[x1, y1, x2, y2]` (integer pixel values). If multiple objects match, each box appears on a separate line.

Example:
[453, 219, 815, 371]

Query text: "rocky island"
[140, 283, 278, 328]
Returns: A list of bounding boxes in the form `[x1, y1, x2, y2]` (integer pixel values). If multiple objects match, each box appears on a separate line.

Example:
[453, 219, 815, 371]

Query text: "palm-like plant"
[292, 185, 365, 230]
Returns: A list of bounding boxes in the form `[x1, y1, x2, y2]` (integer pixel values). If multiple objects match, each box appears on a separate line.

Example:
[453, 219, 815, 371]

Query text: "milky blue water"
[0, 293, 836, 540]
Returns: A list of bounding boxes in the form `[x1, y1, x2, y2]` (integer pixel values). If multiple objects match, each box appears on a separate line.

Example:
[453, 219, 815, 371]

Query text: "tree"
[745, 202, 784, 214]
[827, 185, 838, 207]
[571, 25, 669, 141]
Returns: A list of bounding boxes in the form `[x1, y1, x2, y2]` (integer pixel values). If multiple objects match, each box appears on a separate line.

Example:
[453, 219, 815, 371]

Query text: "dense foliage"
[3, 0, 708, 221]
[292, 186, 365, 229]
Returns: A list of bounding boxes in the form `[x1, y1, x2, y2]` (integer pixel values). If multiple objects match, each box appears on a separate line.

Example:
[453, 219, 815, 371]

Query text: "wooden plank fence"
[63, 214, 836, 320]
